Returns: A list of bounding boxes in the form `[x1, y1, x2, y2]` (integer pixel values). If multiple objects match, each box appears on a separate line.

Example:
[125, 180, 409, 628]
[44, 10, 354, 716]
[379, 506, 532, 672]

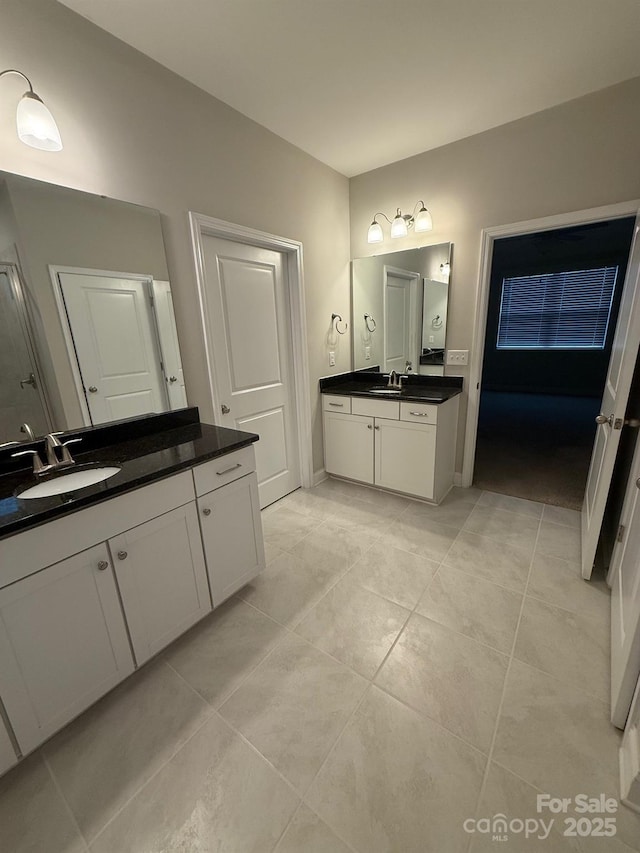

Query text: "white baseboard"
[313, 468, 327, 486]
[453, 472, 462, 487]
[620, 723, 640, 813]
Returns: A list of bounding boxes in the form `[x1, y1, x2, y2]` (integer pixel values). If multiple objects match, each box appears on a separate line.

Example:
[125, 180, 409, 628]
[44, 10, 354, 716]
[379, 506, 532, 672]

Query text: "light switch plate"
[365, 345, 371, 360]
[446, 349, 469, 365]
[329, 351, 336, 367]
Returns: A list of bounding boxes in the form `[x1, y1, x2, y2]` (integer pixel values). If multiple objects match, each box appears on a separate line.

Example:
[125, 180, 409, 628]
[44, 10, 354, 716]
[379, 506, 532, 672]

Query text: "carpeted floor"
[473, 391, 600, 510]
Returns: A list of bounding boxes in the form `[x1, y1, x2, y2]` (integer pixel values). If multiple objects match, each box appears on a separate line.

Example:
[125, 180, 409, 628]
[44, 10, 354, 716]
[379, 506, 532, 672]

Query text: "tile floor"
[1, 478, 639, 852]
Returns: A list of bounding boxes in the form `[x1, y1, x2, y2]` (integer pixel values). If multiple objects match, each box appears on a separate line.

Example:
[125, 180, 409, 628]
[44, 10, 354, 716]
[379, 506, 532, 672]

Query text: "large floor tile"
[240, 550, 338, 627]
[288, 520, 372, 575]
[44, 660, 211, 842]
[275, 804, 353, 853]
[514, 596, 609, 701]
[0, 754, 86, 853]
[536, 519, 582, 562]
[478, 490, 544, 519]
[278, 487, 338, 520]
[346, 541, 438, 609]
[294, 578, 409, 678]
[377, 514, 459, 561]
[402, 493, 477, 529]
[543, 504, 582, 529]
[164, 597, 286, 707]
[306, 687, 485, 853]
[527, 552, 610, 617]
[219, 633, 366, 793]
[327, 496, 396, 538]
[464, 504, 540, 550]
[262, 505, 322, 552]
[443, 529, 534, 592]
[90, 714, 299, 853]
[417, 566, 522, 653]
[376, 613, 508, 751]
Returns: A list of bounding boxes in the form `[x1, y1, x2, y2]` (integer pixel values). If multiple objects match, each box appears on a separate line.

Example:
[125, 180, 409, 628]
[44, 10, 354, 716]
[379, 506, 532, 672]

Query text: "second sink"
[17, 466, 121, 499]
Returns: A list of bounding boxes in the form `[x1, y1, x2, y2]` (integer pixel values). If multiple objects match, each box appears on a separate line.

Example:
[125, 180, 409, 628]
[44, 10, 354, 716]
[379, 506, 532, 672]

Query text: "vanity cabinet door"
[198, 473, 265, 606]
[374, 417, 436, 499]
[110, 503, 212, 666]
[323, 412, 374, 484]
[0, 544, 134, 755]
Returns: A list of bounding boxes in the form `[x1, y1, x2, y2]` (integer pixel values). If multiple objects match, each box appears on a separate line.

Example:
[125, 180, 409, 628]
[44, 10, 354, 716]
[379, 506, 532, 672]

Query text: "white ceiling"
[59, 0, 640, 177]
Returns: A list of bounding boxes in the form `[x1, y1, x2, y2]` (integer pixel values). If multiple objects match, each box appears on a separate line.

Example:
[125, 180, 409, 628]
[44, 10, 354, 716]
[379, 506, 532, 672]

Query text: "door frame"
[49, 265, 165, 427]
[461, 199, 640, 488]
[188, 212, 313, 490]
[382, 264, 420, 373]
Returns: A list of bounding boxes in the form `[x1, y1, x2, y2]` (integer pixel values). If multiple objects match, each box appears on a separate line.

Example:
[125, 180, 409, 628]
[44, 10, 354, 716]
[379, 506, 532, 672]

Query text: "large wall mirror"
[0, 172, 186, 444]
[351, 242, 452, 375]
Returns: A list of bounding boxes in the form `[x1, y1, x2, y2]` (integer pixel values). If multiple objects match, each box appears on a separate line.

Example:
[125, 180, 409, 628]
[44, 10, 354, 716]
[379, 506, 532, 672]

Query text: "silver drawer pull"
[329, 402, 344, 407]
[217, 462, 242, 476]
[409, 411, 431, 417]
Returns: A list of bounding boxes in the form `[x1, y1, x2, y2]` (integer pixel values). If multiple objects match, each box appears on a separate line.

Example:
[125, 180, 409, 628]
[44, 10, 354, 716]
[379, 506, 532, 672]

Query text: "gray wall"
[0, 0, 351, 475]
[350, 76, 640, 471]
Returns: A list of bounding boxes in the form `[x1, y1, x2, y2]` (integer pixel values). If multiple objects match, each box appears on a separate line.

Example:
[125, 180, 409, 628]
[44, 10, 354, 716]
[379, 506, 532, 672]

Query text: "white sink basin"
[368, 387, 401, 395]
[18, 466, 121, 499]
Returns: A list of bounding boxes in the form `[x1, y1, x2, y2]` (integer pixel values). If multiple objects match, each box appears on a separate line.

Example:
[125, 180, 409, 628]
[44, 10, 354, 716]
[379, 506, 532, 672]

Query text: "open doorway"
[473, 217, 636, 508]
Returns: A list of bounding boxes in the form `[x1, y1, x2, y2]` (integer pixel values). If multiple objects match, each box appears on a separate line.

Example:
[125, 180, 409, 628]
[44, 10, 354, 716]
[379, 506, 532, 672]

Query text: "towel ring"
[331, 313, 348, 335]
[431, 314, 443, 329]
[364, 313, 377, 333]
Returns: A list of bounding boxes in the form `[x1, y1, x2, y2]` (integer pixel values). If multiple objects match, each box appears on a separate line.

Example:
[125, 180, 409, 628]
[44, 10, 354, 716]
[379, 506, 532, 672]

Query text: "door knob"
[595, 413, 613, 426]
[221, 404, 230, 414]
[117, 550, 128, 561]
[19, 373, 37, 390]
[88, 386, 98, 393]
[169, 376, 178, 383]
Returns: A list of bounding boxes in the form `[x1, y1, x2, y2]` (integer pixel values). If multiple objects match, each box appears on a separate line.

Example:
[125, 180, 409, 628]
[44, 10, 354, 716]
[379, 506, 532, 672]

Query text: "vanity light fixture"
[367, 200, 432, 244]
[440, 245, 452, 277]
[0, 69, 63, 151]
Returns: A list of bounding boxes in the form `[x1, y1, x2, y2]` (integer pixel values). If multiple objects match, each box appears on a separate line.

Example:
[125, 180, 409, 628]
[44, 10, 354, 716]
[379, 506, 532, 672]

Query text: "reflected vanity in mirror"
[351, 242, 452, 376]
[0, 172, 187, 444]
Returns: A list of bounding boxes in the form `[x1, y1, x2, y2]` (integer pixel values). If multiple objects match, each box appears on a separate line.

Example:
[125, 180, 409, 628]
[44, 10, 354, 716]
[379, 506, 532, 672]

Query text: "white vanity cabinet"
[194, 449, 265, 606]
[323, 393, 459, 503]
[0, 543, 135, 755]
[110, 503, 211, 666]
[0, 716, 17, 776]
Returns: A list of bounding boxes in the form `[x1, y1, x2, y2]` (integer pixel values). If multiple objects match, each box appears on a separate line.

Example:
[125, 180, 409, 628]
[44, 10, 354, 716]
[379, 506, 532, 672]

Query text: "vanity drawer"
[193, 446, 256, 496]
[322, 394, 351, 414]
[400, 401, 438, 425]
[351, 396, 400, 419]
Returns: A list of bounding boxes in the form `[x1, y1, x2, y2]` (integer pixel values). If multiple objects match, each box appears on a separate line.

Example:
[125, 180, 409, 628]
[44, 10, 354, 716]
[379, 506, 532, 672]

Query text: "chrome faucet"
[12, 433, 82, 477]
[20, 422, 35, 441]
[386, 370, 402, 390]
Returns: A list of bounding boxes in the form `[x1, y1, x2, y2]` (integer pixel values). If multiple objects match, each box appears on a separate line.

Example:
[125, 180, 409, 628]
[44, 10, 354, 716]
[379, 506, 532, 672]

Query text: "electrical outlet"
[329, 350, 336, 367]
[446, 349, 469, 366]
[364, 345, 371, 360]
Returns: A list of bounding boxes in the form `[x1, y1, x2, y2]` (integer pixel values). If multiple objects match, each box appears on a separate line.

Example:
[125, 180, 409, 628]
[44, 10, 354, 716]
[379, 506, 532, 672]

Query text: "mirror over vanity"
[0, 172, 186, 444]
[351, 242, 452, 376]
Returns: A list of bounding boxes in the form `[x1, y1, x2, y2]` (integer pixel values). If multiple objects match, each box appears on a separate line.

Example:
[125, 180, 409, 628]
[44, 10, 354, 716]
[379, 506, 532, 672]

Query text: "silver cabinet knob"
[117, 550, 128, 560]
[374, 425, 380, 430]
[202, 507, 212, 516]
[595, 413, 613, 426]
[367, 424, 373, 429]
[88, 386, 98, 393]
[97, 560, 109, 571]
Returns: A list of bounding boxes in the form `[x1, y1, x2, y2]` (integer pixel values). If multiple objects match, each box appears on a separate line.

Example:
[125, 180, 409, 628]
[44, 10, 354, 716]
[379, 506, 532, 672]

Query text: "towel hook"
[364, 313, 377, 333]
[331, 313, 348, 335]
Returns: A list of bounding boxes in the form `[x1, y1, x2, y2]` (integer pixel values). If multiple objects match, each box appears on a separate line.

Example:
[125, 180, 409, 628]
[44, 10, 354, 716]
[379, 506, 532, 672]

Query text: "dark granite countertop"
[319, 370, 463, 404]
[0, 408, 258, 540]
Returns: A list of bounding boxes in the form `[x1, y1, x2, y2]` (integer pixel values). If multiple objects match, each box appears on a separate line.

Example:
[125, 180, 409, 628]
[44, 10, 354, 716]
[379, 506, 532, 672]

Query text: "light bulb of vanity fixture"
[367, 218, 384, 244]
[1, 70, 62, 151]
[390, 209, 408, 239]
[414, 203, 433, 233]
[440, 261, 451, 276]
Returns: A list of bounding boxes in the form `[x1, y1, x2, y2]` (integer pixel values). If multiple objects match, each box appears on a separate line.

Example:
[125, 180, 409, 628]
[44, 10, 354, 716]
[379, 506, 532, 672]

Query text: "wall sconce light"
[439, 245, 452, 278]
[0, 69, 63, 151]
[367, 200, 432, 244]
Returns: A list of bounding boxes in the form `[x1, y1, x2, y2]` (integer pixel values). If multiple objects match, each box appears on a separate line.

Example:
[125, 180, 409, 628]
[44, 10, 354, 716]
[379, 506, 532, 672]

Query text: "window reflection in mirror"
[0, 172, 186, 444]
[351, 243, 452, 376]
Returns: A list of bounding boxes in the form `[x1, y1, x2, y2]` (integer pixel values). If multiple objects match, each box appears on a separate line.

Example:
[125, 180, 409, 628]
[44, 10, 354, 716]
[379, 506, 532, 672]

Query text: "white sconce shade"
[414, 205, 433, 233]
[390, 209, 408, 239]
[440, 261, 451, 277]
[367, 219, 383, 244]
[16, 92, 62, 151]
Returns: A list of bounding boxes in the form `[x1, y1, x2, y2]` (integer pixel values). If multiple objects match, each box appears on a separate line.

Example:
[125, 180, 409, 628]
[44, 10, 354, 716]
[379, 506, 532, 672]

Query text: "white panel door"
[0, 544, 134, 754]
[582, 218, 640, 578]
[201, 237, 300, 507]
[58, 271, 168, 425]
[152, 279, 188, 410]
[611, 430, 640, 727]
[198, 474, 265, 606]
[110, 503, 212, 666]
[374, 417, 436, 499]
[383, 266, 419, 373]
